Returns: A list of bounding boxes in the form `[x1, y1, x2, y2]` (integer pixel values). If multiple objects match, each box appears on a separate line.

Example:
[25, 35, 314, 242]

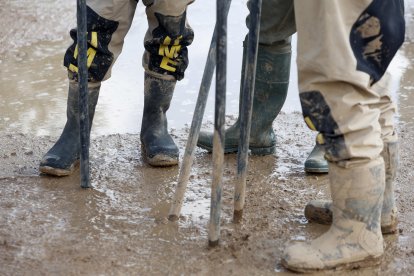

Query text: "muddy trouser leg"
[281, 0, 404, 272]
[197, 0, 295, 155]
[304, 74, 400, 234]
[140, 0, 195, 166]
[39, 0, 137, 176]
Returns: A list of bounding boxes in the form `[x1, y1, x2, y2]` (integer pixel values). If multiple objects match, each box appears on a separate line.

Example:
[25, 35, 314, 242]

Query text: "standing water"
[0, 0, 301, 137]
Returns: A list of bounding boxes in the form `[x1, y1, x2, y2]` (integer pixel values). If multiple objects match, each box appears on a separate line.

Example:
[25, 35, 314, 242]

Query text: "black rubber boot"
[39, 81, 100, 176]
[197, 44, 291, 155]
[140, 73, 179, 167]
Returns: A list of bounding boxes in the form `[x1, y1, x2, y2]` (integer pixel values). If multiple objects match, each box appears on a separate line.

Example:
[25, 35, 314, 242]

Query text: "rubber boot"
[140, 73, 179, 167]
[304, 142, 329, 173]
[282, 158, 385, 273]
[304, 142, 398, 234]
[39, 81, 100, 176]
[197, 44, 290, 155]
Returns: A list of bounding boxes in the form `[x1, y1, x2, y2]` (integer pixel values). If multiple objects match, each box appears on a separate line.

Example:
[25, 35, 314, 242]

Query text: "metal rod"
[233, 0, 262, 223]
[77, 0, 90, 188]
[208, 0, 228, 247]
[168, 0, 232, 222]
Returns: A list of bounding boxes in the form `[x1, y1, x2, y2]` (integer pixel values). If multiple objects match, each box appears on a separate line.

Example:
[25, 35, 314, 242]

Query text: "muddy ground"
[1, 1, 414, 275]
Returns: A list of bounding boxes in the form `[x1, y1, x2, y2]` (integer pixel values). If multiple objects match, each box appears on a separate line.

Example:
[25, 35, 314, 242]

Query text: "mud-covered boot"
[380, 141, 399, 233]
[282, 158, 385, 272]
[197, 44, 291, 155]
[304, 142, 398, 234]
[304, 143, 328, 173]
[39, 81, 100, 176]
[141, 73, 179, 167]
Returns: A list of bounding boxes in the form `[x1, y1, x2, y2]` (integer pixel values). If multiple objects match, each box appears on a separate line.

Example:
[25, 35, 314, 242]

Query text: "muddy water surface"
[0, 0, 300, 137]
[1, 0, 414, 275]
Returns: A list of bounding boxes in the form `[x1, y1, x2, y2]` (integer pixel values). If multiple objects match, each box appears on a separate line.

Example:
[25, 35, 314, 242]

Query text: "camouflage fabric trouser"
[63, 0, 194, 85]
[250, 0, 404, 165]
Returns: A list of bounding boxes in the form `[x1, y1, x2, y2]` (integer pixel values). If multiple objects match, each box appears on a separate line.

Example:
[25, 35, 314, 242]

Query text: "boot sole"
[282, 254, 382, 273]
[197, 143, 275, 156]
[304, 166, 329, 173]
[381, 219, 398, 234]
[39, 160, 79, 176]
[141, 145, 178, 167]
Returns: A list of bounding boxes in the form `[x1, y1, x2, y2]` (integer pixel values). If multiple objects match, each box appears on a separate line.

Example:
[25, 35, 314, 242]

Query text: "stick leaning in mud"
[168, 0, 232, 222]
[77, 0, 91, 188]
[208, 0, 229, 247]
[234, 0, 262, 223]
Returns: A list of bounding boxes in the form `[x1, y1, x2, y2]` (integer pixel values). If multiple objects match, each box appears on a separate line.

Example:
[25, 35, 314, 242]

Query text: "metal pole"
[233, 0, 262, 223]
[77, 0, 91, 188]
[168, 0, 232, 222]
[208, 0, 227, 247]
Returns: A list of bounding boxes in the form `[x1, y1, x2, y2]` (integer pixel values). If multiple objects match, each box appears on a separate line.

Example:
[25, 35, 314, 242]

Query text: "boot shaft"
[141, 73, 176, 136]
[66, 81, 101, 132]
[329, 158, 385, 234]
[238, 44, 291, 135]
[140, 73, 179, 166]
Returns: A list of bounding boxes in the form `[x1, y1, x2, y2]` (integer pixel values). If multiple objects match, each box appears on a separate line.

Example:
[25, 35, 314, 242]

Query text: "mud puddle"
[0, 0, 300, 137]
[1, 0, 414, 275]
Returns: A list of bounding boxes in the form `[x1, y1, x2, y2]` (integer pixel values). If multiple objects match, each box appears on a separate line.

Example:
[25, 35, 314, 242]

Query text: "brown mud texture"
[1, 1, 414, 275]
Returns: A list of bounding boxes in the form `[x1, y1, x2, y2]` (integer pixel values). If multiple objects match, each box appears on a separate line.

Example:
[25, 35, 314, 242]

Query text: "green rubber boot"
[304, 142, 329, 173]
[197, 44, 291, 155]
[140, 73, 179, 167]
[39, 81, 100, 176]
[304, 142, 398, 234]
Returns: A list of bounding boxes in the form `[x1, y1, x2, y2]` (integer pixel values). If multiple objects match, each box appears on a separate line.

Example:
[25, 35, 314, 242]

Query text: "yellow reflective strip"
[91, 32, 98, 48]
[173, 36, 182, 46]
[160, 57, 177, 72]
[172, 45, 181, 58]
[74, 45, 79, 58]
[304, 116, 316, 131]
[316, 133, 325, 145]
[159, 45, 178, 59]
[87, 47, 97, 68]
[69, 64, 78, 73]
[163, 36, 172, 45]
[159, 36, 172, 56]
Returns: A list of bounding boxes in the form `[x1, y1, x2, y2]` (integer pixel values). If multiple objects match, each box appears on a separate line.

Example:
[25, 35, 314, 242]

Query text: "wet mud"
[1, 0, 414, 275]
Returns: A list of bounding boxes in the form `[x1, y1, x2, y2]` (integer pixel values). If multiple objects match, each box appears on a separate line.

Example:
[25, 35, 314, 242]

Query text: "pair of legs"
[282, 0, 404, 272]
[197, 0, 328, 173]
[39, 0, 194, 176]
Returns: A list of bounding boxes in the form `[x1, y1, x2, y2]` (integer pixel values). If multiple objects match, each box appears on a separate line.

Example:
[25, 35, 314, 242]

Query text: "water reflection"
[0, 1, 302, 137]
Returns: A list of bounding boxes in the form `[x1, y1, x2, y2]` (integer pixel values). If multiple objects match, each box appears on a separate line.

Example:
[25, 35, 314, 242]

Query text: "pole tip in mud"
[168, 214, 179, 222]
[208, 239, 219, 247]
[233, 209, 243, 223]
[80, 184, 92, 189]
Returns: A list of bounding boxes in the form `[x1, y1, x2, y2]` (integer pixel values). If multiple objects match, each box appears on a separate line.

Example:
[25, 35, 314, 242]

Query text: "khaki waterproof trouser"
[63, 0, 194, 85]
[293, 0, 404, 165]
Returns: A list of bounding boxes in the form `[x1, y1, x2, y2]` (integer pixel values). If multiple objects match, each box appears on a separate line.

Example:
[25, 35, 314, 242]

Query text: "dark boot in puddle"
[39, 81, 100, 176]
[140, 73, 179, 167]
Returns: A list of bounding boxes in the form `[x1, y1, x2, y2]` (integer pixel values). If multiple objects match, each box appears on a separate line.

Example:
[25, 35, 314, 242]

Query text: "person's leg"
[304, 73, 400, 234]
[282, 0, 404, 272]
[39, 0, 138, 176]
[140, 0, 195, 166]
[197, 0, 295, 155]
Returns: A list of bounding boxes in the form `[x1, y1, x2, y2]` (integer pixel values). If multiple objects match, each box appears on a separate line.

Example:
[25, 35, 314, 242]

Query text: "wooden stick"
[208, 0, 228, 247]
[168, 0, 232, 222]
[77, 0, 91, 188]
[234, 0, 262, 222]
